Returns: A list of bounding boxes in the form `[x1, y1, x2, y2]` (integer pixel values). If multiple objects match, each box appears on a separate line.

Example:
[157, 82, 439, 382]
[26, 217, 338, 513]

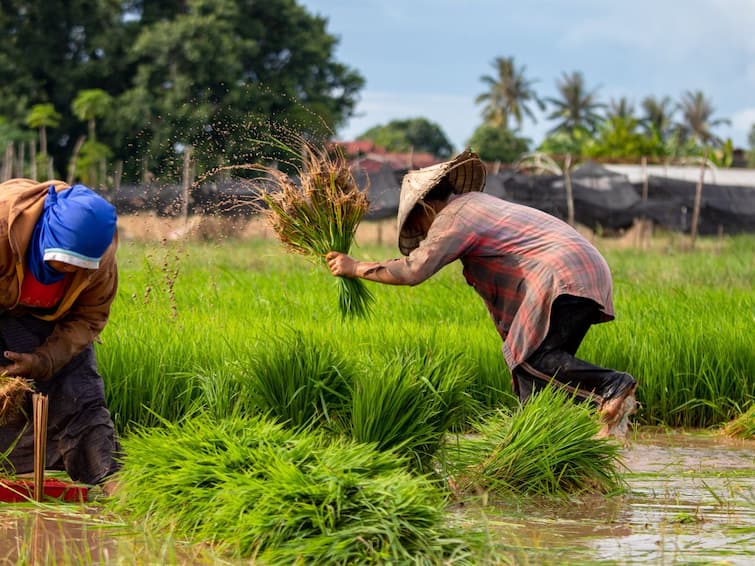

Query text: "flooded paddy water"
[0, 428, 753, 565]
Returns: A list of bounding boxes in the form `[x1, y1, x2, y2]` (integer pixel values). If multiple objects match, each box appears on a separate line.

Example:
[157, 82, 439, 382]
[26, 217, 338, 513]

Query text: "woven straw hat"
[397, 150, 486, 255]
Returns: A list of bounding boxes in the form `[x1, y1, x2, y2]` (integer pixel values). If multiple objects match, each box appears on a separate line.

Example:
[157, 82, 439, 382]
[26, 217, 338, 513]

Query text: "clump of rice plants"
[0, 374, 33, 426]
[242, 330, 355, 430]
[721, 404, 755, 439]
[447, 386, 625, 498]
[346, 348, 477, 473]
[109, 414, 475, 564]
[255, 138, 374, 319]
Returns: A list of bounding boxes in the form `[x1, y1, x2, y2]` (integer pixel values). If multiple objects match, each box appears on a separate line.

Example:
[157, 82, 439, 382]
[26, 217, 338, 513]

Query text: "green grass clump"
[447, 386, 625, 498]
[109, 414, 474, 563]
[721, 404, 755, 439]
[347, 348, 477, 473]
[240, 329, 355, 430]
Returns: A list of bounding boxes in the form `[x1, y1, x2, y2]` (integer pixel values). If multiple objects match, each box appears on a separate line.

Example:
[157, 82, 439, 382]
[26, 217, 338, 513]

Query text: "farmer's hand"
[326, 251, 357, 278]
[3, 351, 52, 381]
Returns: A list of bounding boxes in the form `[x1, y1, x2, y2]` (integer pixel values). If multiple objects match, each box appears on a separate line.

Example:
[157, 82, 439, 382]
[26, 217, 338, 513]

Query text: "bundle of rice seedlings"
[242, 330, 354, 430]
[721, 404, 755, 439]
[110, 414, 475, 563]
[447, 386, 625, 498]
[346, 348, 477, 473]
[0, 374, 33, 426]
[256, 139, 374, 319]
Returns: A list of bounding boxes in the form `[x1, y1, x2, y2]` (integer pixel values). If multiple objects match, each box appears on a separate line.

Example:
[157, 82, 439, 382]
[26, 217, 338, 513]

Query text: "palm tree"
[676, 90, 731, 146]
[475, 56, 545, 130]
[607, 97, 636, 120]
[545, 71, 605, 135]
[25, 103, 61, 157]
[640, 95, 676, 140]
[72, 89, 112, 143]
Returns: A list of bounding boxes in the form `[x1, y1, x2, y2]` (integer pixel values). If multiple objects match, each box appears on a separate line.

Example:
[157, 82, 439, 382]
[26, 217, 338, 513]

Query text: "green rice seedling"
[109, 414, 476, 564]
[241, 329, 355, 430]
[721, 404, 755, 439]
[447, 386, 625, 498]
[255, 138, 374, 319]
[347, 347, 477, 473]
[102, 234, 754, 432]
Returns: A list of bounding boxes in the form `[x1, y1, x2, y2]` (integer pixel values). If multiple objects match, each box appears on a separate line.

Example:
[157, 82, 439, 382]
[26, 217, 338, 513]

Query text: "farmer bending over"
[0, 179, 121, 491]
[326, 150, 637, 439]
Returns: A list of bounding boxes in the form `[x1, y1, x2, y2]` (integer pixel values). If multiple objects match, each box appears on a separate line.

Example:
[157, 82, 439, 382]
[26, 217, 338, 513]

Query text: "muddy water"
[0, 429, 753, 564]
[465, 428, 755, 564]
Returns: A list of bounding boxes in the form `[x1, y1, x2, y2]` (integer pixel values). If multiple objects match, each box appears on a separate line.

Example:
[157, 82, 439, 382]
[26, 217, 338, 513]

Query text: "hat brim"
[397, 150, 486, 255]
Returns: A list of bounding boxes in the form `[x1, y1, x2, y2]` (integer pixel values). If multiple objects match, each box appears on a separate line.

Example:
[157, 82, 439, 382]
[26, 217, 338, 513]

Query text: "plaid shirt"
[384, 192, 615, 369]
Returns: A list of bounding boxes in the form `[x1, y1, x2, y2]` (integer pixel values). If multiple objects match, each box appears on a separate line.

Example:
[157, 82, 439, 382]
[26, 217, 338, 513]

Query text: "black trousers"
[0, 314, 121, 485]
[512, 295, 636, 406]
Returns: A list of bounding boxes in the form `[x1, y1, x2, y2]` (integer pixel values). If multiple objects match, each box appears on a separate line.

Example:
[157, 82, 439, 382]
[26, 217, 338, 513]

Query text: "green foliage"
[241, 330, 354, 430]
[583, 116, 668, 160]
[358, 117, 454, 157]
[537, 126, 592, 156]
[347, 348, 477, 472]
[110, 414, 474, 563]
[24, 104, 61, 130]
[99, 235, 754, 436]
[72, 88, 112, 142]
[0, 0, 364, 182]
[466, 124, 530, 163]
[448, 386, 625, 497]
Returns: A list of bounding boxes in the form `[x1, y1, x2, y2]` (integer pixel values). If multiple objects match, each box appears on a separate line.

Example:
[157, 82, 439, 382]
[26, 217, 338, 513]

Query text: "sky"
[298, 0, 755, 152]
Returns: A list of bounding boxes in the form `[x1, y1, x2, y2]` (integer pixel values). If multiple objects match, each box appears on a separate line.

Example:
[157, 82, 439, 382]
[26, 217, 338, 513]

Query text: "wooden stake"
[564, 153, 575, 226]
[690, 152, 708, 251]
[33, 393, 48, 502]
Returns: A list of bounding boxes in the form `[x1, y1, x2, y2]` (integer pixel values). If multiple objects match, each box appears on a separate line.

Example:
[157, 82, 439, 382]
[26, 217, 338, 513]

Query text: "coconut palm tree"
[72, 89, 113, 143]
[606, 97, 636, 120]
[545, 71, 605, 135]
[640, 95, 676, 140]
[676, 90, 730, 146]
[475, 56, 545, 131]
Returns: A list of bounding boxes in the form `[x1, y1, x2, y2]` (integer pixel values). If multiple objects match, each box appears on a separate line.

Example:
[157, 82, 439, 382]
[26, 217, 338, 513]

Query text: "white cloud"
[731, 108, 755, 133]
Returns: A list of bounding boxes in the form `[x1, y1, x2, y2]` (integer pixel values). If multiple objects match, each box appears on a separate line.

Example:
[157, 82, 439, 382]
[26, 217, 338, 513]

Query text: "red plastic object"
[0, 478, 89, 503]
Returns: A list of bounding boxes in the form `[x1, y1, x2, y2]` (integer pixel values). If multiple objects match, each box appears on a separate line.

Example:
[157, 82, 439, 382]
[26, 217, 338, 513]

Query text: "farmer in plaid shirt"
[326, 150, 637, 439]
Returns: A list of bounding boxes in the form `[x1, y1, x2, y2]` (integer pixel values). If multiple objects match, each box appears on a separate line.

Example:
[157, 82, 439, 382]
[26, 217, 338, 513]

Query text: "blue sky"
[298, 0, 755, 152]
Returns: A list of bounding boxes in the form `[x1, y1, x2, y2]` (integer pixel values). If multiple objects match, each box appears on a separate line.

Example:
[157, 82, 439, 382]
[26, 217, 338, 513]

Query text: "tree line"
[359, 57, 749, 168]
[0, 0, 364, 186]
[1, 2, 752, 191]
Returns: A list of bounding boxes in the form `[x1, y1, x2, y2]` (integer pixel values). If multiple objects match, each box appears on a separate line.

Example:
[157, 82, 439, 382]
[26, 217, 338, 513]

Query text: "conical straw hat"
[397, 150, 486, 255]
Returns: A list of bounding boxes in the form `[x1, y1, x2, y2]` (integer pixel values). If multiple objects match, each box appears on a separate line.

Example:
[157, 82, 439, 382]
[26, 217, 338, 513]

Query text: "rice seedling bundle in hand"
[257, 142, 374, 319]
[0, 375, 33, 426]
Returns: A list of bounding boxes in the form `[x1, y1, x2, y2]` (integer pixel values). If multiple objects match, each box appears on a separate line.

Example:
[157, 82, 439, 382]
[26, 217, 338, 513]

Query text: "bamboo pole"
[689, 152, 708, 251]
[33, 393, 48, 502]
[564, 153, 575, 226]
[640, 155, 649, 249]
[182, 146, 193, 225]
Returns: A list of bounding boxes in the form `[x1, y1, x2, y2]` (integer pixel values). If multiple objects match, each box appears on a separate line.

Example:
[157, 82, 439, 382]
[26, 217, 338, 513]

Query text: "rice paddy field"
[1, 222, 753, 565]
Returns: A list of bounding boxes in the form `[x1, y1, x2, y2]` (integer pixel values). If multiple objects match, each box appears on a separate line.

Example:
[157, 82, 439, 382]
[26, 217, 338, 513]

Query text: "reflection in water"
[457, 429, 755, 564]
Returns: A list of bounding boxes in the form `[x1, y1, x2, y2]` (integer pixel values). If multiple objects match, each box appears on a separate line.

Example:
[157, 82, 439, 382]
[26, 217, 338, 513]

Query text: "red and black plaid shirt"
[383, 192, 615, 369]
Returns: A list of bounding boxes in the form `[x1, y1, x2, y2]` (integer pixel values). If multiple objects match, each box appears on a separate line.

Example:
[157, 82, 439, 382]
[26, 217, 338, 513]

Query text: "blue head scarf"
[27, 185, 117, 284]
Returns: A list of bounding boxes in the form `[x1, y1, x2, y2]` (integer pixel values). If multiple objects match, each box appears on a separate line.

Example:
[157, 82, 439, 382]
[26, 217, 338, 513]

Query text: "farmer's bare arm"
[326, 252, 407, 285]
